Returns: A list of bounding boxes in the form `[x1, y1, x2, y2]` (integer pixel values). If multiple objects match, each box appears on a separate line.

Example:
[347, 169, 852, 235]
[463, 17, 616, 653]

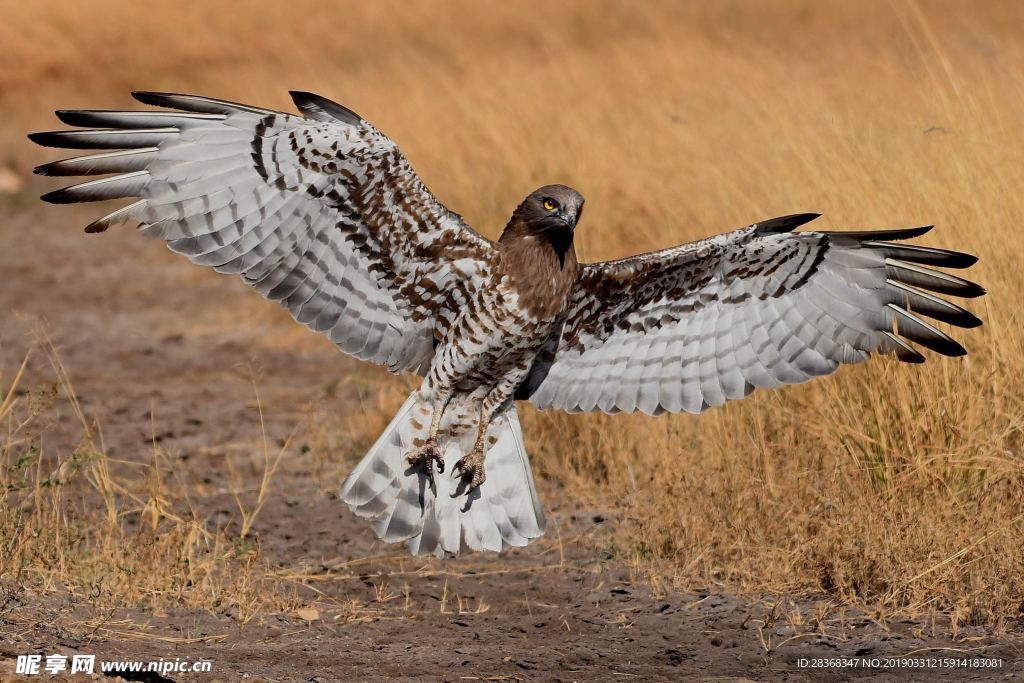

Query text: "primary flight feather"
[31, 91, 985, 556]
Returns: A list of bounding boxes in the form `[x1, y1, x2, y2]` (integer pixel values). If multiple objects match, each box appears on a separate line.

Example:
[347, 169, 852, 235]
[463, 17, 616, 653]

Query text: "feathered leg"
[454, 403, 489, 489]
[406, 390, 452, 480]
[454, 382, 517, 490]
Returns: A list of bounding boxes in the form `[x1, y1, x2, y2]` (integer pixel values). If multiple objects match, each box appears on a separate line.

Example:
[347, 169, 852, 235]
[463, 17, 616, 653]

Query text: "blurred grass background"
[2, 0, 1022, 630]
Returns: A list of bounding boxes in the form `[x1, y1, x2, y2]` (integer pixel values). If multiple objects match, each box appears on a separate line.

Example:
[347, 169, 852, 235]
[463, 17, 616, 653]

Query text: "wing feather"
[32, 91, 498, 374]
[524, 218, 983, 414]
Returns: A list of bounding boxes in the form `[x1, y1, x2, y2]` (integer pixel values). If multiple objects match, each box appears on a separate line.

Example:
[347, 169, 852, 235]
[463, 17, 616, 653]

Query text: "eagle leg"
[406, 391, 452, 480]
[454, 404, 488, 490]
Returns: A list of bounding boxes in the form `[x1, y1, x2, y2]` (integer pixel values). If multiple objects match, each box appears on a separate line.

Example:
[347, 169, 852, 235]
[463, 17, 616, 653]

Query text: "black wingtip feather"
[889, 305, 969, 357]
[924, 306, 983, 329]
[888, 261, 987, 300]
[949, 279, 987, 299]
[960, 312, 984, 328]
[941, 341, 968, 357]
[932, 302, 984, 328]
[40, 188, 75, 204]
[829, 225, 934, 242]
[54, 110, 85, 127]
[289, 91, 362, 126]
[955, 253, 979, 268]
[131, 91, 174, 108]
[28, 131, 64, 148]
[32, 161, 71, 177]
[867, 241, 979, 269]
[913, 332, 968, 358]
[922, 249, 978, 269]
[131, 91, 232, 113]
[754, 213, 822, 235]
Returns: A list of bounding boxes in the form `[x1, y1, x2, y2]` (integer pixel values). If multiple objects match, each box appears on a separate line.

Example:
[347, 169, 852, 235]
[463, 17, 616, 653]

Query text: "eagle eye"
[542, 198, 557, 212]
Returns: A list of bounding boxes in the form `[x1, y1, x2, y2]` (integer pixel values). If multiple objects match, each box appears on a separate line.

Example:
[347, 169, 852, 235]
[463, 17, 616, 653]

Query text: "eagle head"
[500, 184, 584, 269]
[507, 184, 585, 237]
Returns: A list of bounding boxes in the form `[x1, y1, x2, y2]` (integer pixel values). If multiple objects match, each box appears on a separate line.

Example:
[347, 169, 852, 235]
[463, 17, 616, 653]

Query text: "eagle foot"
[407, 438, 444, 478]
[454, 447, 486, 490]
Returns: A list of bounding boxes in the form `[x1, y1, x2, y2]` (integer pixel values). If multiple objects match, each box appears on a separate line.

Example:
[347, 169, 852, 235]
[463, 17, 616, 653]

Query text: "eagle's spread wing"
[31, 91, 496, 374]
[522, 213, 984, 415]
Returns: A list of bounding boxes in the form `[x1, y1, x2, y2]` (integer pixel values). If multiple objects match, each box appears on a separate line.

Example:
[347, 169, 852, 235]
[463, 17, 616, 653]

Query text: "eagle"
[30, 91, 985, 556]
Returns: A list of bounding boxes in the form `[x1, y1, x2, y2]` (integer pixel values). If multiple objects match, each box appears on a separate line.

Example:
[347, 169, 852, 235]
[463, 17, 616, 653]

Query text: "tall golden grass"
[3, 0, 1023, 629]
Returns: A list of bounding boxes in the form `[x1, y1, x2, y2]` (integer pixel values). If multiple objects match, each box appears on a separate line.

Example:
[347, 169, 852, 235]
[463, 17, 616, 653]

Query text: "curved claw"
[454, 449, 486, 490]
[407, 438, 444, 477]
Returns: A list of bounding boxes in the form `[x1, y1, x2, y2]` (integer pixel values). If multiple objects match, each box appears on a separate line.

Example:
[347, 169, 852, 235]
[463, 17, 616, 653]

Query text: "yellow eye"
[543, 198, 557, 211]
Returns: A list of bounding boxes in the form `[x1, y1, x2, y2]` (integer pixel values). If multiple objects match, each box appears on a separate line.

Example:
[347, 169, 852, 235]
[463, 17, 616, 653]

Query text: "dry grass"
[0, 341, 302, 624]
[2, 0, 1023, 630]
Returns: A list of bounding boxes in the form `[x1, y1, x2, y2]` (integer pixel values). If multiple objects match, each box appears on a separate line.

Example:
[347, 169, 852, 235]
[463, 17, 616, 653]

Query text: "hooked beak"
[570, 202, 583, 230]
[558, 206, 581, 230]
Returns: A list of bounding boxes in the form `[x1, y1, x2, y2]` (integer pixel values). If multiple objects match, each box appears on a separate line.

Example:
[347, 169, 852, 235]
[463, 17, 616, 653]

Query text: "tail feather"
[375, 486, 424, 544]
[340, 404, 408, 512]
[465, 490, 504, 551]
[498, 410, 545, 538]
[340, 393, 546, 556]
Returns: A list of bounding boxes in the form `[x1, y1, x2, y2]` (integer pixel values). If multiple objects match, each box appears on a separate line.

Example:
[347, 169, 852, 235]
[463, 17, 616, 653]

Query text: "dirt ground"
[1, 198, 1021, 682]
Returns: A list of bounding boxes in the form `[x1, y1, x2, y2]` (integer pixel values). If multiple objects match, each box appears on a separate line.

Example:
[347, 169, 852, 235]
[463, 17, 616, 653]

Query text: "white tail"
[340, 393, 546, 556]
